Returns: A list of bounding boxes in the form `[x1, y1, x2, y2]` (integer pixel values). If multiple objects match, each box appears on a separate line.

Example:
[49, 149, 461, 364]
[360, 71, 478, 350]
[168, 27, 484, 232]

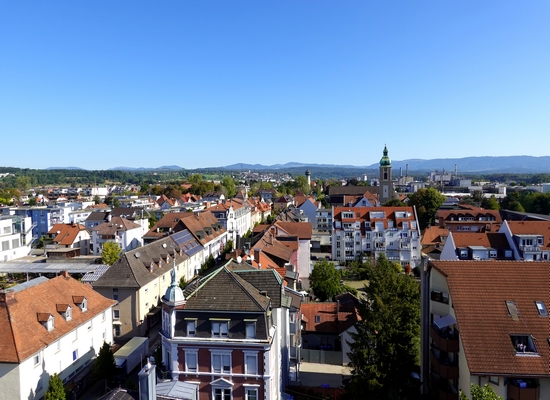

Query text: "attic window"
[73, 296, 88, 312]
[511, 335, 538, 354]
[315, 315, 321, 323]
[506, 301, 519, 321]
[65, 306, 72, 321]
[38, 313, 55, 331]
[536, 301, 548, 316]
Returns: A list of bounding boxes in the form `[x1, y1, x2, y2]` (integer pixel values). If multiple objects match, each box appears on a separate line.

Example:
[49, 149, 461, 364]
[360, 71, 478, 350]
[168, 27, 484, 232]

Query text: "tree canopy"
[93, 341, 116, 381]
[222, 176, 237, 198]
[309, 259, 345, 301]
[407, 188, 446, 230]
[346, 254, 420, 399]
[101, 242, 122, 266]
[460, 383, 503, 400]
[44, 373, 66, 400]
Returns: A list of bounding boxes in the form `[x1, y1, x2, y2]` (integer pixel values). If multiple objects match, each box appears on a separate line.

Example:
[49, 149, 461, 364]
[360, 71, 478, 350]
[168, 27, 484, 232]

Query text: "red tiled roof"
[301, 300, 360, 334]
[430, 260, 550, 376]
[0, 276, 115, 363]
[48, 223, 89, 246]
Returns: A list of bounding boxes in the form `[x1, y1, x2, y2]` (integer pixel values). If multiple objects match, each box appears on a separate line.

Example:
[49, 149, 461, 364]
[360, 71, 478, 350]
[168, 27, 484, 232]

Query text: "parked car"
[311, 255, 318, 260]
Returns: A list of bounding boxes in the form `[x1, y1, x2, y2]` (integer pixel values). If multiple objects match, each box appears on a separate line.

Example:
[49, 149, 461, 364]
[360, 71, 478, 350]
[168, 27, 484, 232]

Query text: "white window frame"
[33, 353, 41, 366]
[244, 386, 260, 400]
[185, 349, 198, 373]
[211, 320, 229, 338]
[243, 351, 259, 376]
[113, 310, 120, 320]
[245, 321, 256, 339]
[211, 350, 232, 374]
[186, 319, 196, 337]
[213, 388, 232, 400]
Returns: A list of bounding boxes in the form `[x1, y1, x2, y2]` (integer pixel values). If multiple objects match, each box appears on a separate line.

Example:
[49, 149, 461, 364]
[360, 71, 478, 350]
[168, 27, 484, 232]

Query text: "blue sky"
[1, 1, 549, 170]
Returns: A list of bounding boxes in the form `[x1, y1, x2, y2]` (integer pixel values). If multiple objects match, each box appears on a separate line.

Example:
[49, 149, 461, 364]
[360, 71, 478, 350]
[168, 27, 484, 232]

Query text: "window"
[214, 388, 231, 400]
[72, 349, 78, 361]
[506, 301, 519, 318]
[114, 325, 121, 337]
[113, 310, 120, 320]
[244, 352, 258, 375]
[245, 322, 255, 339]
[65, 307, 72, 321]
[87, 320, 92, 331]
[315, 315, 321, 323]
[102, 311, 106, 322]
[212, 321, 229, 338]
[489, 376, 499, 385]
[113, 293, 119, 301]
[489, 250, 497, 258]
[185, 350, 198, 373]
[56, 340, 61, 353]
[505, 249, 513, 258]
[34, 353, 41, 366]
[187, 320, 196, 337]
[212, 351, 231, 374]
[511, 335, 537, 354]
[536, 301, 548, 316]
[245, 388, 258, 400]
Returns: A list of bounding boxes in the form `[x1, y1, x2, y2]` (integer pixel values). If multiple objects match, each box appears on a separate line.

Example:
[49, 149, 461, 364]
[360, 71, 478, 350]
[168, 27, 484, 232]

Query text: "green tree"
[481, 195, 500, 210]
[93, 195, 101, 204]
[222, 176, 237, 198]
[460, 383, 503, 400]
[188, 174, 203, 184]
[179, 276, 188, 290]
[407, 188, 446, 230]
[294, 175, 310, 194]
[309, 259, 345, 301]
[92, 341, 116, 388]
[346, 254, 420, 399]
[101, 241, 122, 266]
[384, 198, 406, 206]
[14, 175, 31, 191]
[27, 196, 37, 206]
[44, 373, 66, 400]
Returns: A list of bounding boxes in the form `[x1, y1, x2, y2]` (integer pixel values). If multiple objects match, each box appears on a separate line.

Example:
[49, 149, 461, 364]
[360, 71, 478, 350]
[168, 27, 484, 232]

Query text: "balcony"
[430, 349, 459, 380]
[507, 380, 540, 400]
[519, 245, 541, 253]
[430, 325, 459, 353]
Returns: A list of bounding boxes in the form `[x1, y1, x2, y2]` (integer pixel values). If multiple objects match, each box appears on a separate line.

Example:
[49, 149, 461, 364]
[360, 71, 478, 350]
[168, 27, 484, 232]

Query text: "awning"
[434, 314, 456, 329]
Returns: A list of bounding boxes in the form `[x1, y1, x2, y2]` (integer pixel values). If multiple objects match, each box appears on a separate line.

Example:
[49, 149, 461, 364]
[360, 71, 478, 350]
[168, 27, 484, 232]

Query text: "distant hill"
[222, 156, 550, 174]
[46, 166, 86, 170]
[108, 165, 184, 171]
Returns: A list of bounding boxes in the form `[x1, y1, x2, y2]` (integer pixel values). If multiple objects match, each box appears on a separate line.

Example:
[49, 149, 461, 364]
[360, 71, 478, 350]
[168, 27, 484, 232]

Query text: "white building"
[332, 206, 422, 269]
[0, 215, 34, 262]
[0, 274, 116, 399]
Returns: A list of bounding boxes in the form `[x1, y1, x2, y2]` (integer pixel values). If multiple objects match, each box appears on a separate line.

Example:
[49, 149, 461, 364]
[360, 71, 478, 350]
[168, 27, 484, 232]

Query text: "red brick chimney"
[0, 290, 16, 306]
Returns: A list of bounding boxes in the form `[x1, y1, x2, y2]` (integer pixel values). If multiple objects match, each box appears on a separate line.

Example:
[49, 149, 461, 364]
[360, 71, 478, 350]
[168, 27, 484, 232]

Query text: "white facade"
[0, 306, 114, 399]
[0, 215, 34, 262]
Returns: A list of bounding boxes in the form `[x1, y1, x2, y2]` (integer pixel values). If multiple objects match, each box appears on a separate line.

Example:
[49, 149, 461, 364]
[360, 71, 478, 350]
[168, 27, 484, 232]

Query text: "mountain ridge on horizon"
[39, 155, 550, 174]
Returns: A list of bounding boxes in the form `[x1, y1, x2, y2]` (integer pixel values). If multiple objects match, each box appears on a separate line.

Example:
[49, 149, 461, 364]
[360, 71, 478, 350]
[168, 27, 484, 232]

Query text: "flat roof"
[0, 262, 106, 274]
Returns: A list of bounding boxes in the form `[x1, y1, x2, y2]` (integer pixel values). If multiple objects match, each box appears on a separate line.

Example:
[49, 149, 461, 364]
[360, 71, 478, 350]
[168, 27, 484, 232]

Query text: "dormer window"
[73, 296, 88, 312]
[245, 321, 256, 339]
[38, 313, 55, 331]
[66, 306, 72, 321]
[211, 320, 229, 338]
[511, 335, 538, 354]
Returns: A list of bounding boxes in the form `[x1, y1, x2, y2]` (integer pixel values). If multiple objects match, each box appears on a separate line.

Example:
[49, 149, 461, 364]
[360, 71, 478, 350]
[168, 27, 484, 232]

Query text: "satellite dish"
[237, 256, 242, 264]
[135, 252, 141, 258]
[162, 243, 167, 248]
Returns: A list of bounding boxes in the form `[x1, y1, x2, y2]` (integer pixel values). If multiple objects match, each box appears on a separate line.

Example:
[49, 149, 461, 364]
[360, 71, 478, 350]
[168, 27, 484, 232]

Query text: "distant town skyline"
[1, 1, 549, 170]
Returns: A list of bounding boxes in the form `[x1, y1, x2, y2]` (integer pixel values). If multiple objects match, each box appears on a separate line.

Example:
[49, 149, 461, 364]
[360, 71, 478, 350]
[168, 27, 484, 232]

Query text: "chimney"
[138, 357, 157, 400]
[61, 271, 70, 279]
[0, 290, 16, 306]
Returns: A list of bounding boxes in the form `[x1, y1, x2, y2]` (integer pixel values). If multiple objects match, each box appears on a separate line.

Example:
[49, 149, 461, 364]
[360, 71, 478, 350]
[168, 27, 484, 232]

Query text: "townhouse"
[91, 216, 147, 255]
[47, 223, 92, 256]
[144, 211, 228, 265]
[207, 198, 252, 245]
[423, 260, 550, 400]
[92, 234, 201, 340]
[435, 206, 502, 233]
[160, 261, 293, 400]
[0, 273, 116, 399]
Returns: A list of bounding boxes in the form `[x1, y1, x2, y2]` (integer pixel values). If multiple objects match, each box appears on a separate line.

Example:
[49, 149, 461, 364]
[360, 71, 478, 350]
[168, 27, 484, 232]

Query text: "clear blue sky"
[1, 1, 549, 170]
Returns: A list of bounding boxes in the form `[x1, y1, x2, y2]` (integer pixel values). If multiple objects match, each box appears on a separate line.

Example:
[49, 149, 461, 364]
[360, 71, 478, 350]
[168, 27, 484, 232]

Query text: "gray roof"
[183, 264, 270, 312]
[0, 262, 105, 274]
[231, 265, 284, 308]
[157, 380, 198, 400]
[93, 237, 190, 289]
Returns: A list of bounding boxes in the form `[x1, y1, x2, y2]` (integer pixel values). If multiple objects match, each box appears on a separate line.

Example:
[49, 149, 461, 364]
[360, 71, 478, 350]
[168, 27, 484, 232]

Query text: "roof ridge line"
[227, 268, 269, 311]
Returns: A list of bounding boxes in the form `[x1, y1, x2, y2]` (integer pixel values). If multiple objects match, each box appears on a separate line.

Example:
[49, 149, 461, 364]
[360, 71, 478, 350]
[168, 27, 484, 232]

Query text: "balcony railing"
[430, 325, 459, 353]
[507, 380, 540, 400]
[519, 245, 541, 253]
[430, 350, 459, 380]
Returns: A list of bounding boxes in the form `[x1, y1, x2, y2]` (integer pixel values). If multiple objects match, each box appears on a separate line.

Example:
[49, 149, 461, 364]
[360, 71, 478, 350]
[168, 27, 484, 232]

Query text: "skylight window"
[506, 301, 519, 321]
[511, 335, 538, 354]
[536, 301, 548, 316]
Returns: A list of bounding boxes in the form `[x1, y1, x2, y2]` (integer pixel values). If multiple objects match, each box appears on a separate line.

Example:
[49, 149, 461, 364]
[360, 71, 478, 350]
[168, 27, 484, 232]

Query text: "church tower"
[379, 145, 394, 202]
